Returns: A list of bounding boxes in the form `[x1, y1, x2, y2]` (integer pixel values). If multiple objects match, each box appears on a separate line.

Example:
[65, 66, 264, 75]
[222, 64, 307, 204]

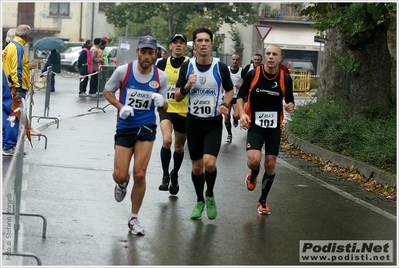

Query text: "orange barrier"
[290, 69, 311, 92]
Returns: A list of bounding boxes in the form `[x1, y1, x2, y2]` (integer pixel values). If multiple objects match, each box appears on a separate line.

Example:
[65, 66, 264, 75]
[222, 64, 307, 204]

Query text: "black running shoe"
[169, 169, 179, 195]
[158, 175, 170, 191]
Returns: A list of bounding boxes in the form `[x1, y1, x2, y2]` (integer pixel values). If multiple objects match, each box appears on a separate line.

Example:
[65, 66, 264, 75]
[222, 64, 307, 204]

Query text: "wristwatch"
[220, 102, 228, 108]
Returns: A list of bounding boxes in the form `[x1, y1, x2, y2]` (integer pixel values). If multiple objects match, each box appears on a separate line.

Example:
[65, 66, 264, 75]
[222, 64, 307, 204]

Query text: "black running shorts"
[114, 124, 157, 148]
[246, 126, 281, 156]
[159, 112, 187, 134]
[186, 113, 223, 160]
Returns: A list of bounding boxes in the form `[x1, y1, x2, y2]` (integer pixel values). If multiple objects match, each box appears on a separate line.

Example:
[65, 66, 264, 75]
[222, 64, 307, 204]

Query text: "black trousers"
[79, 76, 89, 93]
[89, 72, 99, 94]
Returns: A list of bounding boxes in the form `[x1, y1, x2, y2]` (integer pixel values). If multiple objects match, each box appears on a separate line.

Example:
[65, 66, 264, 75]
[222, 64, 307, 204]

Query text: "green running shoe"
[205, 196, 217, 220]
[190, 201, 205, 220]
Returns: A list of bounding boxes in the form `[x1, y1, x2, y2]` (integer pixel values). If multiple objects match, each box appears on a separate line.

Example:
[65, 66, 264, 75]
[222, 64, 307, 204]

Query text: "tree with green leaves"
[300, 3, 396, 119]
[103, 2, 257, 51]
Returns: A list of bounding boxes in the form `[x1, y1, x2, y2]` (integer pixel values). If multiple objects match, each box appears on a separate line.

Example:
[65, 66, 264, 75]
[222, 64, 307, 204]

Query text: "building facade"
[219, 2, 324, 74]
[2, 2, 115, 59]
[2, 2, 324, 74]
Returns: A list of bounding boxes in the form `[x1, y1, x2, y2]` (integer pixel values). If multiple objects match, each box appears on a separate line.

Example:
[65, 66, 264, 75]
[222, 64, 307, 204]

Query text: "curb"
[284, 129, 396, 186]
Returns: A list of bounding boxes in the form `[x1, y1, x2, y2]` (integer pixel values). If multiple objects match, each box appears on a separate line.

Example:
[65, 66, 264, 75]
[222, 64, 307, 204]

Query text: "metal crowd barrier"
[2, 98, 47, 266]
[30, 66, 60, 129]
[88, 65, 117, 112]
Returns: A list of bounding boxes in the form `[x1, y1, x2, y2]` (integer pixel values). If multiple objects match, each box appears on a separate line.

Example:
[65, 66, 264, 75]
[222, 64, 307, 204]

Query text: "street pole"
[121, 25, 128, 65]
[261, 40, 264, 58]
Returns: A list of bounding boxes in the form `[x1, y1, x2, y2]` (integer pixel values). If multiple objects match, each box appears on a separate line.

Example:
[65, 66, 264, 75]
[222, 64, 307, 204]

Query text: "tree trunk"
[319, 8, 392, 119]
[318, 28, 347, 102]
[346, 25, 391, 118]
[388, 42, 397, 100]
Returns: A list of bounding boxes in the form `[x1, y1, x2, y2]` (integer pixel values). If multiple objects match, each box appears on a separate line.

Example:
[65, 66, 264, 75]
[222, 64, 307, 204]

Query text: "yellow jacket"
[2, 36, 30, 92]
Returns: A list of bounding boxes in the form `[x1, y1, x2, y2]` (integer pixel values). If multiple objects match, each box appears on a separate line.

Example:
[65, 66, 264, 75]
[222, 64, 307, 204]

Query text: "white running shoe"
[2, 147, 15, 156]
[114, 184, 127, 202]
[114, 173, 130, 202]
[128, 217, 145, 235]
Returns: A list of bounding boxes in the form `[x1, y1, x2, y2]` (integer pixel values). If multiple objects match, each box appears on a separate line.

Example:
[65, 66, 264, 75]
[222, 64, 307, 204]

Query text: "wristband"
[180, 88, 189, 95]
[220, 102, 228, 108]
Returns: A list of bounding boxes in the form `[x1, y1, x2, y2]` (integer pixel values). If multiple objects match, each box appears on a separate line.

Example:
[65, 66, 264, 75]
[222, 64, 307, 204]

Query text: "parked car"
[282, 59, 315, 75]
[60, 46, 82, 72]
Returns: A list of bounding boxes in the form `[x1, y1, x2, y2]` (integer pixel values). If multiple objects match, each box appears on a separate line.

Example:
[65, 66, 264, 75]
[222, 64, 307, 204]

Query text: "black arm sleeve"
[156, 59, 167, 71]
[242, 64, 250, 76]
[284, 73, 295, 105]
[237, 69, 255, 100]
[175, 61, 189, 89]
[219, 62, 234, 92]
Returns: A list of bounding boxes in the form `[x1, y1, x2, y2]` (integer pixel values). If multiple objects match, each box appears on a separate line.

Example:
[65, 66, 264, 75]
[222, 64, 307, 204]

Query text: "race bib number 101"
[254, 111, 278, 128]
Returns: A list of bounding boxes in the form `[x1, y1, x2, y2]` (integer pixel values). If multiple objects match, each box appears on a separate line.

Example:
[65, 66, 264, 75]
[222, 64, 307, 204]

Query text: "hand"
[14, 92, 23, 104]
[119, 105, 134, 119]
[29, 62, 37, 70]
[240, 114, 250, 130]
[283, 102, 295, 113]
[217, 103, 229, 116]
[152, 93, 164, 108]
[187, 70, 197, 89]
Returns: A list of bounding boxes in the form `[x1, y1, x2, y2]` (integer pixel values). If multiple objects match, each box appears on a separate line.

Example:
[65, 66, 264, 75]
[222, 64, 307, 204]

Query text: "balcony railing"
[259, 3, 313, 22]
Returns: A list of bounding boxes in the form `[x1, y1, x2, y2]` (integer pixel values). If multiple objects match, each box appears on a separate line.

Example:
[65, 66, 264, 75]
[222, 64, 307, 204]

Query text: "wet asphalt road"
[2, 71, 396, 266]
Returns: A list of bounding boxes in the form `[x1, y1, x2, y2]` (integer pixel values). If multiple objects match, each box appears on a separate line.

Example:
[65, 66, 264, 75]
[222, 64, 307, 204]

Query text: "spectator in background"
[2, 28, 16, 50]
[89, 38, 104, 97]
[100, 39, 109, 65]
[102, 35, 110, 43]
[2, 24, 37, 156]
[41, 48, 61, 92]
[77, 39, 93, 97]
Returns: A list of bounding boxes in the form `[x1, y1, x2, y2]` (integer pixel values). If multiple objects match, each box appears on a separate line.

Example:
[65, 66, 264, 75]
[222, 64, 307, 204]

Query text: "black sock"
[204, 168, 217, 197]
[249, 164, 260, 181]
[160, 147, 171, 177]
[225, 121, 232, 135]
[171, 151, 184, 180]
[192, 172, 205, 202]
[260, 173, 275, 202]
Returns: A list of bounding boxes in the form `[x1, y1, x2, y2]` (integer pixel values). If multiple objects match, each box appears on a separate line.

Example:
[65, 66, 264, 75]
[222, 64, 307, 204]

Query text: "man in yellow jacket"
[3, 24, 33, 99]
[2, 24, 36, 155]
